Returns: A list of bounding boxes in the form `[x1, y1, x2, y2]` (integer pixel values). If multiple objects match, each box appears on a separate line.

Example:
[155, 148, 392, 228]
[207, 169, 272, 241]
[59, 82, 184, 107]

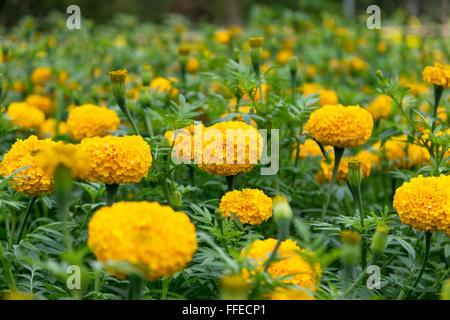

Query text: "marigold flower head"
[109, 68, 128, 83]
[195, 121, 263, 176]
[34, 141, 89, 178]
[79, 135, 152, 184]
[214, 30, 231, 44]
[178, 43, 191, 56]
[88, 201, 197, 280]
[7, 102, 45, 129]
[0, 135, 54, 195]
[164, 123, 205, 161]
[150, 77, 174, 95]
[40, 118, 68, 137]
[186, 57, 200, 73]
[25, 94, 54, 115]
[270, 288, 315, 300]
[422, 63, 450, 88]
[276, 50, 293, 65]
[393, 175, 450, 234]
[30, 67, 52, 85]
[67, 104, 120, 140]
[306, 104, 373, 149]
[366, 95, 392, 119]
[219, 188, 272, 225]
[241, 238, 321, 291]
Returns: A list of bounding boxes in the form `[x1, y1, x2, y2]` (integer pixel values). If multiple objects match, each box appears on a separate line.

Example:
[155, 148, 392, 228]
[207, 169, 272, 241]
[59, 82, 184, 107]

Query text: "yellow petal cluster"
[7, 102, 45, 129]
[0, 135, 54, 195]
[365, 95, 392, 119]
[79, 135, 152, 184]
[241, 238, 321, 291]
[164, 123, 205, 162]
[219, 188, 273, 225]
[393, 175, 450, 235]
[30, 67, 52, 85]
[422, 63, 450, 88]
[306, 104, 373, 148]
[67, 104, 120, 140]
[88, 201, 197, 280]
[40, 118, 68, 137]
[196, 121, 263, 176]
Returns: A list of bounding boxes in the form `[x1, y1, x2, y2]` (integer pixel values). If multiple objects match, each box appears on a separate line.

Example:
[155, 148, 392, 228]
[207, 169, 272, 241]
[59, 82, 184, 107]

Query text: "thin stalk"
[127, 276, 143, 300]
[159, 176, 172, 206]
[322, 147, 345, 218]
[15, 196, 37, 244]
[105, 183, 119, 206]
[226, 175, 235, 191]
[0, 242, 17, 291]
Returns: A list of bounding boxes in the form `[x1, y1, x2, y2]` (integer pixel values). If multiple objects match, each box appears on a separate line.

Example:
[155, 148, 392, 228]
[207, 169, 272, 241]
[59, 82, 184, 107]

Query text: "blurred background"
[0, 0, 448, 28]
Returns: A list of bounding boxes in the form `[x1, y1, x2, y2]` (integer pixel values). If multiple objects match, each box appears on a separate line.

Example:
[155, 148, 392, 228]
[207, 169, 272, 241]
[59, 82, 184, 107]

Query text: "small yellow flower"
[214, 30, 230, 44]
[219, 188, 272, 225]
[25, 94, 54, 115]
[248, 37, 264, 48]
[365, 95, 392, 119]
[40, 118, 68, 137]
[422, 63, 450, 88]
[186, 57, 200, 73]
[31, 67, 52, 86]
[7, 102, 45, 129]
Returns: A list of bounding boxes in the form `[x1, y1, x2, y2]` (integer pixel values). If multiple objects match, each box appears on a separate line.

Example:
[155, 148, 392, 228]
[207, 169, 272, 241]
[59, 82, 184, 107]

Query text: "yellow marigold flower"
[67, 104, 120, 140]
[377, 42, 387, 53]
[40, 118, 68, 137]
[3, 290, 34, 300]
[393, 175, 450, 235]
[34, 141, 89, 178]
[407, 143, 430, 167]
[80, 135, 151, 185]
[291, 138, 332, 160]
[248, 37, 264, 48]
[318, 89, 338, 106]
[241, 238, 321, 291]
[316, 152, 372, 183]
[178, 43, 191, 56]
[30, 67, 52, 85]
[196, 121, 263, 176]
[25, 94, 54, 115]
[11, 81, 26, 93]
[366, 95, 392, 119]
[276, 50, 293, 65]
[0, 135, 54, 195]
[7, 102, 45, 129]
[186, 57, 200, 73]
[344, 57, 368, 73]
[219, 188, 273, 225]
[109, 69, 128, 83]
[270, 288, 315, 300]
[214, 30, 231, 44]
[306, 104, 373, 149]
[423, 63, 450, 88]
[88, 201, 197, 281]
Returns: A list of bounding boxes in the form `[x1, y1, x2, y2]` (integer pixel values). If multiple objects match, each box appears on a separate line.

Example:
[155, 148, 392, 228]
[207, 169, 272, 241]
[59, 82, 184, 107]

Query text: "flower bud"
[141, 65, 152, 86]
[340, 230, 361, 266]
[109, 69, 128, 110]
[441, 279, 450, 300]
[348, 159, 362, 189]
[371, 225, 389, 255]
[288, 56, 298, 80]
[178, 43, 191, 56]
[232, 48, 240, 63]
[375, 69, 384, 80]
[249, 37, 264, 48]
[272, 195, 292, 240]
[219, 274, 249, 300]
[172, 190, 182, 210]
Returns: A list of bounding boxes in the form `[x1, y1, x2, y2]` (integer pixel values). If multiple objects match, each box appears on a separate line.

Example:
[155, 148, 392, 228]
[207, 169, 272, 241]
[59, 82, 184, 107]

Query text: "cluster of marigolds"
[0, 26, 449, 300]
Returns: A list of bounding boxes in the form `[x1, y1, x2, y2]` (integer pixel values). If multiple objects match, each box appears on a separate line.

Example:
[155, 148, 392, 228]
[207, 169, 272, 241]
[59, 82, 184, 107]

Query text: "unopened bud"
[273, 195, 292, 240]
[371, 225, 389, 255]
[232, 48, 240, 63]
[109, 69, 128, 111]
[288, 56, 298, 79]
[348, 159, 362, 189]
[340, 230, 361, 266]
[375, 69, 384, 80]
[178, 43, 191, 56]
[248, 37, 264, 48]
[142, 65, 152, 86]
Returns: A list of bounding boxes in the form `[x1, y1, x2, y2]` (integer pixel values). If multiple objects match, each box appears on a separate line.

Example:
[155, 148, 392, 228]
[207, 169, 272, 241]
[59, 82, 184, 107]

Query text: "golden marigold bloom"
[214, 30, 231, 44]
[79, 135, 152, 185]
[270, 288, 315, 300]
[150, 77, 174, 95]
[88, 201, 197, 280]
[66, 104, 120, 140]
[34, 141, 89, 178]
[7, 102, 45, 129]
[40, 118, 68, 137]
[241, 238, 321, 291]
[186, 57, 200, 73]
[393, 175, 450, 235]
[25, 94, 54, 115]
[291, 138, 332, 160]
[219, 188, 273, 225]
[276, 50, 293, 65]
[0, 135, 54, 195]
[344, 56, 369, 73]
[196, 121, 263, 176]
[316, 152, 372, 183]
[366, 95, 392, 119]
[306, 104, 373, 149]
[109, 68, 128, 83]
[301, 82, 338, 105]
[422, 63, 450, 88]
[407, 143, 430, 167]
[30, 67, 52, 85]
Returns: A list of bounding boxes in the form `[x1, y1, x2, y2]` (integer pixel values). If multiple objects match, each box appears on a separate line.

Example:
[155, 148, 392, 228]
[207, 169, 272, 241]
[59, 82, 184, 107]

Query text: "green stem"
[0, 242, 17, 291]
[349, 182, 367, 269]
[322, 147, 345, 218]
[226, 175, 235, 192]
[127, 276, 143, 300]
[263, 236, 283, 273]
[105, 183, 119, 206]
[15, 196, 37, 244]
[159, 176, 172, 206]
